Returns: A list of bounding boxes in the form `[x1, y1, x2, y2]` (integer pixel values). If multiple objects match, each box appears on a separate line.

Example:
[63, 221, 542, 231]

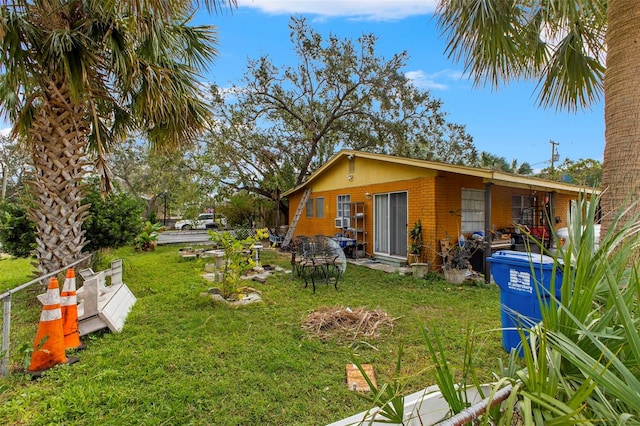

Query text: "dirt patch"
[302, 306, 396, 341]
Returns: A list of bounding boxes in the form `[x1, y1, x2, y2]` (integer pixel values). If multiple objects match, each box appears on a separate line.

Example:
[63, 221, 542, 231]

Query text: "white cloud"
[237, 0, 438, 21]
[405, 69, 464, 90]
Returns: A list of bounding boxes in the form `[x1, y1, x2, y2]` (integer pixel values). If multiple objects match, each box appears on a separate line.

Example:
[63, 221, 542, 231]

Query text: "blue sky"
[199, 0, 605, 168]
[1, 1, 605, 169]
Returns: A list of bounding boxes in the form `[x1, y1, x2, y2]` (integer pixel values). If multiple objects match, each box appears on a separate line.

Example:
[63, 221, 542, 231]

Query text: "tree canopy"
[108, 140, 217, 221]
[0, 135, 28, 201]
[540, 157, 602, 187]
[476, 151, 534, 175]
[204, 17, 476, 218]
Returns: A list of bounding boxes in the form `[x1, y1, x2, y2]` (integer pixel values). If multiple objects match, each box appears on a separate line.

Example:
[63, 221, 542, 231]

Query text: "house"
[283, 150, 598, 276]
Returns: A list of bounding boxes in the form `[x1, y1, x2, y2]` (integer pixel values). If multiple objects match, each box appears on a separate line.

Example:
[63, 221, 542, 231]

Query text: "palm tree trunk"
[28, 78, 90, 275]
[602, 0, 640, 232]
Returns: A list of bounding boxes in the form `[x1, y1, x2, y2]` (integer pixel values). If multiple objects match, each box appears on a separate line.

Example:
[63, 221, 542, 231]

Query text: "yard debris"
[302, 306, 396, 341]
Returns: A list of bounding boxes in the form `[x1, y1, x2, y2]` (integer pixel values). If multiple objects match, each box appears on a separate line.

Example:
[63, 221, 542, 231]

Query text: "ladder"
[282, 188, 311, 248]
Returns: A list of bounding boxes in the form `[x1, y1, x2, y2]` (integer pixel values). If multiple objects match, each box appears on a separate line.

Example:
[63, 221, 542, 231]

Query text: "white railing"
[0, 254, 92, 377]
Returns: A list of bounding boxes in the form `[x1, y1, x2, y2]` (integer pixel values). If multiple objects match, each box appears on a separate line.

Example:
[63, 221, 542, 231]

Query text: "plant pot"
[444, 268, 467, 285]
[411, 262, 430, 279]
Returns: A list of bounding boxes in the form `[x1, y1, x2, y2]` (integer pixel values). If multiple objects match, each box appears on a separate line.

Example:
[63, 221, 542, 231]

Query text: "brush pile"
[302, 306, 396, 341]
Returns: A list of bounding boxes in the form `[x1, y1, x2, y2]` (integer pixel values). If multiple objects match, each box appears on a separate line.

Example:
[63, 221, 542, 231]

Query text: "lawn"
[0, 245, 507, 425]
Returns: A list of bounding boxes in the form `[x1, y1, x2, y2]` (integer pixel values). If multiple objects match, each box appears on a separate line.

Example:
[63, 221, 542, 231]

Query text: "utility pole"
[550, 140, 560, 170]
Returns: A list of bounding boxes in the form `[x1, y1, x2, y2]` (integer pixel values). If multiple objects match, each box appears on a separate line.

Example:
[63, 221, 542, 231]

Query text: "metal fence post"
[2, 294, 11, 377]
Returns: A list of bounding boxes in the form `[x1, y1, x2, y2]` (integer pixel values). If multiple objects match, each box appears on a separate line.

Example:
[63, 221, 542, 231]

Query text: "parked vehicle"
[174, 213, 227, 230]
[549, 224, 601, 256]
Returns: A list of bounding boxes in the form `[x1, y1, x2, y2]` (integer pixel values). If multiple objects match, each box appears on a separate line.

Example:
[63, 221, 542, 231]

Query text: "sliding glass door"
[374, 191, 408, 258]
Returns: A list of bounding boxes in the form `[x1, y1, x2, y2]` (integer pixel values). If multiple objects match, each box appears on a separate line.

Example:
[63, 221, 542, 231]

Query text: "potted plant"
[408, 220, 431, 277]
[408, 220, 423, 265]
[442, 242, 471, 284]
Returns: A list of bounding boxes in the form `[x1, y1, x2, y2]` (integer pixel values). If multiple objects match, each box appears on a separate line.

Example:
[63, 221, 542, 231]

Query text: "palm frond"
[436, 0, 607, 111]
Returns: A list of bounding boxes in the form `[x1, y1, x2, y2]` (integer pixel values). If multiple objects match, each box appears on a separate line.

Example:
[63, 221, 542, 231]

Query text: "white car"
[174, 213, 227, 230]
[549, 224, 601, 256]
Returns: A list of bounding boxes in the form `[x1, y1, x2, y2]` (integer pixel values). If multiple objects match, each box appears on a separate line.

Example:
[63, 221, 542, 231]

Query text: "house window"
[315, 197, 325, 218]
[337, 195, 351, 218]
[306, 198, 314, 218]
[461, 188, 485, 234]
[512, 195, 534, 226]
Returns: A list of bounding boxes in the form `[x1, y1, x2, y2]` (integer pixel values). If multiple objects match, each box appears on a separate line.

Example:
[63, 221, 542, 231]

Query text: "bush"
[0, 181, 145, 257]
[82, 183, 145, 252]
[133, 221, 162, 252]
[0, 200, 37, 257]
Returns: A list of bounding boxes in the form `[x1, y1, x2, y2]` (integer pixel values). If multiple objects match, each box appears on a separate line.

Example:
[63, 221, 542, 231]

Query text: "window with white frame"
[461, 188, 485, 234]
[337, 195, 351, 218]
[315, 197, 325, 218]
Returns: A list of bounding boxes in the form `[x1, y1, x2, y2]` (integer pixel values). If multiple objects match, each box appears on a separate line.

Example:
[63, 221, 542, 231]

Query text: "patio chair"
[298, 235, 346, 292]
[290, 235, 311, 278]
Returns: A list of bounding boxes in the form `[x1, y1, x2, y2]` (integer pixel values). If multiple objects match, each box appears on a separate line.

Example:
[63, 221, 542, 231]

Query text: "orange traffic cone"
[61, 268, 82, 350]
[28, 277, 67, 373]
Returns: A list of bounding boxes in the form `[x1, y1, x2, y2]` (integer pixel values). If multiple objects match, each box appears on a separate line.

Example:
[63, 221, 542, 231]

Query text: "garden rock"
[200, 287, 263, 306]
[228, 292, 263, 307]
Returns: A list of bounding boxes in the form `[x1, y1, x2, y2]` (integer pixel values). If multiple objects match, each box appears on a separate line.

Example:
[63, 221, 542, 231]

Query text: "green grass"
[0, 255, 35, 291]
[0, 246, 506, 425]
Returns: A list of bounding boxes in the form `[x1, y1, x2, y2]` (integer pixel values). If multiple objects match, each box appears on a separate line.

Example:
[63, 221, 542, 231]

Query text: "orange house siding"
[292, 178, 436, 258]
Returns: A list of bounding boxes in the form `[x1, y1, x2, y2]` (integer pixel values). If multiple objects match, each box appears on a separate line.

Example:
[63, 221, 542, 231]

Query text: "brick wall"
[290, 178, 433, 259]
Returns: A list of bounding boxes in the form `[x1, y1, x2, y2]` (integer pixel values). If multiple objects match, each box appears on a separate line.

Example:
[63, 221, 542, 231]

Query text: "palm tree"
[477, 151, 510, 171]
[436, 0, 635, 233]
[0, 0, 234, 274]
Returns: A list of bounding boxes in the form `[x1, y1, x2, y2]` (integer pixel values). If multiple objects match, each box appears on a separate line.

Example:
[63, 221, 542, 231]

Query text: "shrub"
[208, 228, 269, 299]
[146, 210, 158, 224]
[0, 181, 145, 257]
[505, 196, 640, 421]
[133, 221, 162, 251]
[363, 195, 640, 424]
[82, 183, 144, 252]
[0, 200, 36, 257]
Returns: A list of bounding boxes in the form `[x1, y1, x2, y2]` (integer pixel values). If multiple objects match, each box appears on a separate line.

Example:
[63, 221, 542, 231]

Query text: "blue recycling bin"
[488, 250, 564, 354]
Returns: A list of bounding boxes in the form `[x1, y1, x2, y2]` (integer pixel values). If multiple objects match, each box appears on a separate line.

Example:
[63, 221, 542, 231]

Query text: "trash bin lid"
[488, 250, 559, 268]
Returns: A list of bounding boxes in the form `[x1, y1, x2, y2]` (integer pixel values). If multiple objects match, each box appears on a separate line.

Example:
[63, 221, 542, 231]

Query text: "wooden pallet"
[77, 275, 136, 336]
[76, 260, 136, 336]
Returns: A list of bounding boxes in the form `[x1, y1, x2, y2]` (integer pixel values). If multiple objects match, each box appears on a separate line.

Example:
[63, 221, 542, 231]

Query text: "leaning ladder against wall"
[282, 188, 312, 248]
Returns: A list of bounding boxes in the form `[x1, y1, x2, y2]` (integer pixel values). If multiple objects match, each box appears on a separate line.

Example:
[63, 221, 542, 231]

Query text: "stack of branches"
[302, 306, 396, 341]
